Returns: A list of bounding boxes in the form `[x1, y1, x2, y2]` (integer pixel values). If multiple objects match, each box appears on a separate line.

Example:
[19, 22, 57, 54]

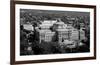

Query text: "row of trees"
[20, 9, 90, 25]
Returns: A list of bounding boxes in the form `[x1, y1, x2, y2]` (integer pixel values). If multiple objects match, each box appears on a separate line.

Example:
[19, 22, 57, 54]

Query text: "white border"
[15, 4, 94, 61]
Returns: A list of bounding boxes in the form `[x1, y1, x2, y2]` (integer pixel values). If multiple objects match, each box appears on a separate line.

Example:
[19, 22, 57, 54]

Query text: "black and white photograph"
[20, 9, 90, 56]
[10, 1, 96, 64]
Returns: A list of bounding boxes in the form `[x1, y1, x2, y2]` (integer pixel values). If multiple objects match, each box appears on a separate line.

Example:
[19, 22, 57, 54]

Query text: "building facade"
[37, 20, 57, 43]
[36, 19, 81, 44]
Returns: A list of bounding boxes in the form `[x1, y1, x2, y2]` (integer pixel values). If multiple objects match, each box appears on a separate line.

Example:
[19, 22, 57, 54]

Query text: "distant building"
[55, 23, 79, 43]
[23, 24, 34, 31]
[36, 19, 82, 44]
[79, 28, 86, 41]
[70, 29, 79, 41]
[80, 23, 85, 28]
[37, 20, 57, 43]
[52, 19, 79, 48]
[39, 20, 57, 29]
[38, 30, 55, 43]
[53, 20, 69, 43]
[44, 32, 55, 42]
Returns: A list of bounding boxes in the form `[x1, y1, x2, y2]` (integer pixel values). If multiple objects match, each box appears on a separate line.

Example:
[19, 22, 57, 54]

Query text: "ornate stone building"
[36, 19, 81, 44]
[36, 20, 56, 43]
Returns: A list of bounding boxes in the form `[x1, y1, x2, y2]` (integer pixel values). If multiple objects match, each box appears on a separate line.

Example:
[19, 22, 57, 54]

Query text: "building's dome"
[53, 20, 68, 31]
